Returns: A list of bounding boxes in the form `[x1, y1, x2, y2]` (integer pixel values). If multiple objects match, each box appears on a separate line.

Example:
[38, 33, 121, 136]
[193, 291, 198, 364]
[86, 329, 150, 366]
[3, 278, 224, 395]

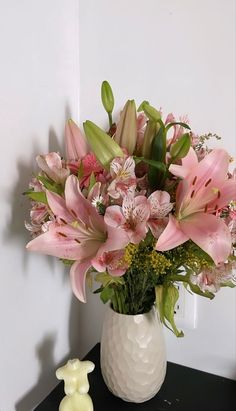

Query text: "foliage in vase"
[25, 82, 236, 336]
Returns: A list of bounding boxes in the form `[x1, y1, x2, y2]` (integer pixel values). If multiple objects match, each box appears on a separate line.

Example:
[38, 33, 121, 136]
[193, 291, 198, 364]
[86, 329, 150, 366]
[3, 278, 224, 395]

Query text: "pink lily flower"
[26, 175, 129, 302]
[65, 119, 89, 161]
[36, 152, 70, 184]
[107, 156, 137, 199]
[156, 149, 236, 264]
[105, 194, 150, 244]
[147, 190, 173, 238]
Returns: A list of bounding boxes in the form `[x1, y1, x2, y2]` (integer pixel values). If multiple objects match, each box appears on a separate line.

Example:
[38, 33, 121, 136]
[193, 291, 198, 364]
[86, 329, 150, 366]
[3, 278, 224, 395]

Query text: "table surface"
[34, 343, 236, 411]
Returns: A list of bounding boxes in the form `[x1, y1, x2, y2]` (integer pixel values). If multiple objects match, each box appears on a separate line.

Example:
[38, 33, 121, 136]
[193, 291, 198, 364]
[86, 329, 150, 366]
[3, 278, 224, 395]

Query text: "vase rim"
[108, 303, 156, 318]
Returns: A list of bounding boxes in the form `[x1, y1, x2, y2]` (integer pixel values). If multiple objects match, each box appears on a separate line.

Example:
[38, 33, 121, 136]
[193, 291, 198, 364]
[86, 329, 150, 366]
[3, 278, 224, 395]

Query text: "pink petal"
[156, 215, 189, 251]
[36, 153, 69, 184]
[26, 223, 82, 260]
[97, 225, 129, 256]
[187, 149, 230, 191]
[208, 179, 236, 211]
[70, 259, 91, 302]
[169, 148, 198, 179]
[129, 222, 147, 244]
[65, 175, 104, 232]
[104, 205, 126, 227]
[180, 213, 231, 264]
[65, 119, 89, 161]
[181, 147, 198, 170]
[148, 217, 168, 239]
[148, 190, 171, 205]
[46, 190, 73, 223]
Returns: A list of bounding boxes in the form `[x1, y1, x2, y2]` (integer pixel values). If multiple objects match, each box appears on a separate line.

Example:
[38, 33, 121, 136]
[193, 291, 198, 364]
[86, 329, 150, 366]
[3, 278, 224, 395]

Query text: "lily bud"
[101, 81, 114, 114]
[115, 100, 137, 155]
[170, 133, 191, 160]
[142, 102, 161, 122]
[65, 119, 89, 161]
[141, 120, 158, 159]
[83, 120, 124, 169]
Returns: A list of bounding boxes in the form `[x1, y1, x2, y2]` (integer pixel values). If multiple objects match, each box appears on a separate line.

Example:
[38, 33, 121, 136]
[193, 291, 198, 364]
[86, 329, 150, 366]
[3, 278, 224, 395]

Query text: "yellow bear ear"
[83, 120, 124, 169]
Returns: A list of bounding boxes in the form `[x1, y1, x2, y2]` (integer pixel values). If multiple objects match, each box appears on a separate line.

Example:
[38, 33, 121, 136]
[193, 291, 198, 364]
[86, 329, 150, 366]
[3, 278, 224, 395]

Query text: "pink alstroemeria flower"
[108, 156, 137, 199]
[92, 249, 128, 276]
[147, 190, 173, 238]
[156, 149, 236, 264]
[36, 152, 70, 184]
[190, 261, 236, 293]
[105, 194, 150, 244]
[26, 175, 129, 302]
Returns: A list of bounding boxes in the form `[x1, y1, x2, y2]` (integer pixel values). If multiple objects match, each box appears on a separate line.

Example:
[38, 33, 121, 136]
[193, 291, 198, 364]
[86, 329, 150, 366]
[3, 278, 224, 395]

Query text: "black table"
[34, 343, 236, 411]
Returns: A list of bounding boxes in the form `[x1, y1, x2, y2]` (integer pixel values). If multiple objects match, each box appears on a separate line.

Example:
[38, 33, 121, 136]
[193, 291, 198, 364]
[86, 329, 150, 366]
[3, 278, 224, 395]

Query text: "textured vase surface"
[100, 306, 167, 403]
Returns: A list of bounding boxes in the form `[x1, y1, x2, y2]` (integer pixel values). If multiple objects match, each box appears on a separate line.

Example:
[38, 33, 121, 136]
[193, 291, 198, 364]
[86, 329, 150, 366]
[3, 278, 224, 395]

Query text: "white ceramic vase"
[100, 305, 167, 403]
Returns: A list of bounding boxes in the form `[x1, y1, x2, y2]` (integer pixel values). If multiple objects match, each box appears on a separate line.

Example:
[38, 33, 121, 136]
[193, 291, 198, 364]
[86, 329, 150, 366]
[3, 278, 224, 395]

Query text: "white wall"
[78, 0, 236, 379]
[0, 1, 81, 411]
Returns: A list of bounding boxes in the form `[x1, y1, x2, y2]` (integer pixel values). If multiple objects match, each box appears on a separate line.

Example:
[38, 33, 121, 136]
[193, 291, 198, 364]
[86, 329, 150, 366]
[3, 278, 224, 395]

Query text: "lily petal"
[208, 179, 236, 211]
[26, 223, 81, 260]
[180, 213, 231, 265]
[70, 259, 91, 303]
[65, 119, 89, 161]
[156, 215, 188, 251]
[65, 175, 105, 232]
[187, 149, 230, 191]
[46, 190, 73, 223]
[169, 147, 198, 178]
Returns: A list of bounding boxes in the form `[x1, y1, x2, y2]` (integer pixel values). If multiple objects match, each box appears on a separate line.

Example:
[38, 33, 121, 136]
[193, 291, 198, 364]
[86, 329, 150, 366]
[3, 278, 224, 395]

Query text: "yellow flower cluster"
[124, 243, 171, 275]
[149, 250, 172, 274]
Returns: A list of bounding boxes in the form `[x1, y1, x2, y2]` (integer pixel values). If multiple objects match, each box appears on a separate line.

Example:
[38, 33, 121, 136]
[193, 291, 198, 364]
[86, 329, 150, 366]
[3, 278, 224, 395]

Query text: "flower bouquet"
[25, 81, 236, 338]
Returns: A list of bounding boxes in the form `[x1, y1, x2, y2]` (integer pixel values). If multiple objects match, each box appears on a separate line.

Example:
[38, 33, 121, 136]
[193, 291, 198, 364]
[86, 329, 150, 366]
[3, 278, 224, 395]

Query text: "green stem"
[108, 112, 113, 128]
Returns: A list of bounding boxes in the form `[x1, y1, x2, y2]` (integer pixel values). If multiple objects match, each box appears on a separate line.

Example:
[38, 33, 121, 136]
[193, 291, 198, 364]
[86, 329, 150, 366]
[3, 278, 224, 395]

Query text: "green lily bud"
[142, 102, 161, 122]
[83, 120, 123, 169]
[101, 81, 114, 114]
[170, 133, 191, 160]
[115, 100, 137, 155]
[141, 120, 158, 159]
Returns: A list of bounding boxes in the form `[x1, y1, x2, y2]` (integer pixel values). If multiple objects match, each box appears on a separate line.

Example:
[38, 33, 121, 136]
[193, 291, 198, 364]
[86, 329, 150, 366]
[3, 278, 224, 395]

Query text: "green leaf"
[88, 172, 96, 192]
[188, 281, 215, 299]
[37, 175, 63, 195]
[148, 125, 167, 189]
[95, 272, 124, 287]
[77, 161, 84, 179]
[100, 286, 114, 304]
[163, 284, 184, 337]
[220, 281, 236, 288]
[170, 133, 191, 160]
[134, 156, 166, 173]
[24, 190, 47, 204]
[166, 121, 191, 132]
[101, 80, 114, 114]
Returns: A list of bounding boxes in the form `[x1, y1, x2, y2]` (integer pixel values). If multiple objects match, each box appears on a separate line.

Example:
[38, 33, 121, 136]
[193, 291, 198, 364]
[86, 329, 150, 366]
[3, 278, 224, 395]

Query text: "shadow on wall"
[11, 118, 105, 410]
[14, 297, 80, 411]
